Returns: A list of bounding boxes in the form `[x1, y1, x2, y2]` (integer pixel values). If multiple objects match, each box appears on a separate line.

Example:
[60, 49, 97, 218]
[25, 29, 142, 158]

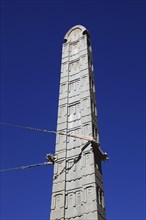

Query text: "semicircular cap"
[64, 25, 90, 43]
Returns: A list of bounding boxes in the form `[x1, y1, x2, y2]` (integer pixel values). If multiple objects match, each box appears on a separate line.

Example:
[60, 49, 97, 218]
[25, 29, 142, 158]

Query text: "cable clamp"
[46, 154, 56, 164]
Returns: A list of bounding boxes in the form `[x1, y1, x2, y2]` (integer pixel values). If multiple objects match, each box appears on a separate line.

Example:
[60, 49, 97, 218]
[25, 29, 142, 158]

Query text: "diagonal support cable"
[0, 161, 53, 173]
[0, 122, 95, 142]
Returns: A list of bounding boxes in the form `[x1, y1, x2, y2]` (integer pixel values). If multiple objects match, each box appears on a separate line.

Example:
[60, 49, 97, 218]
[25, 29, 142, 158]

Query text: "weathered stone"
[50, 25, 106, 220]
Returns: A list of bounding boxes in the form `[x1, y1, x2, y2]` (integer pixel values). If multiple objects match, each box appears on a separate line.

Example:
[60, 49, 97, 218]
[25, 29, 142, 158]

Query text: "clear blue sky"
[0, 0, 145, 220]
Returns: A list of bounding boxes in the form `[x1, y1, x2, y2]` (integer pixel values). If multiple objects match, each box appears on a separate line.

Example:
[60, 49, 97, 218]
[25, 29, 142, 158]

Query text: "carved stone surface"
[50, 25, 106, 220]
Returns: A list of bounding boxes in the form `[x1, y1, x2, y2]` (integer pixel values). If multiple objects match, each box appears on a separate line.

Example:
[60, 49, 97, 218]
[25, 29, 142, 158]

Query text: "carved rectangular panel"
[69, 60, 80, 75]
[80, 35, 87, 51]
[80, 54, 88, 70]
[62, 43, 69, 58]
[69, 79, 80, 93]
[69, 41, 79, 56]
[68, 102, 81, 123]
[76, 191, 82, 207]
[61, 62, 68, 78]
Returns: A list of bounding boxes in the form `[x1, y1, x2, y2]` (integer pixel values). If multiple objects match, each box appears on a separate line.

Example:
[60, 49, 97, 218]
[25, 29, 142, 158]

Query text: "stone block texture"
[50, 25, 106, 220]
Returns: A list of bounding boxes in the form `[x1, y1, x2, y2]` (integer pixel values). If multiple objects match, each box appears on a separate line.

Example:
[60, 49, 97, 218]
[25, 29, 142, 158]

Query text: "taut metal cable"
[0, 162, 53, 172]
[0, 122, 95, 142]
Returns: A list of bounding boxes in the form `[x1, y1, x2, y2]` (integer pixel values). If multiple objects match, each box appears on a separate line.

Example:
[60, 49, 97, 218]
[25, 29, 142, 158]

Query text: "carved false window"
[69, 42, 79, 56]
[69, 79, 80, 93]
[55, 193, 63, 209]
[59, 105, 66, 117]
[83, 123, 90, 135]
[83, 98, 89, 109]
[91, 99, 97, 116]
[76, 191, 82, 206]
[68, 102, 80, 117]
[68, 192, 75, 207]
[84, 152, 91, 166]
[67, 159, 75, 172]
[92, 124, 97, 140]
[97, 187, 105, 208]
[60, 83, 67, 93]
[85, 186, 93, 202]
[61, 62, 68, 73]
[69, 60, 79, 74]
[82, 55, 86, 64]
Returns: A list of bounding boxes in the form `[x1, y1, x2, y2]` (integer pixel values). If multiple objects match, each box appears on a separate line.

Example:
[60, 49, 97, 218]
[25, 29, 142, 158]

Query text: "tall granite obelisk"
[50, 25, 107, 220]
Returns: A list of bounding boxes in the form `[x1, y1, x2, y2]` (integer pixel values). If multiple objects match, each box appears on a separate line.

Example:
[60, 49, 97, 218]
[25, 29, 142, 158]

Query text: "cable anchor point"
[46, 154, 56, 164]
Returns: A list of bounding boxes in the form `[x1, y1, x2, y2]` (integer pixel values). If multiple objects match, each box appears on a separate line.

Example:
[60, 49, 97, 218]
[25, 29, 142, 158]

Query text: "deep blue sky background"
[0, 0, 145, 220]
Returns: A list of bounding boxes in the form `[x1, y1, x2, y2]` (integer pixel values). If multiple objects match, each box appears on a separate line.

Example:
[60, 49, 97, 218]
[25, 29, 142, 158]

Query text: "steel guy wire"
[0, 122, 95, 142]
[0, 162, 53, 172]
